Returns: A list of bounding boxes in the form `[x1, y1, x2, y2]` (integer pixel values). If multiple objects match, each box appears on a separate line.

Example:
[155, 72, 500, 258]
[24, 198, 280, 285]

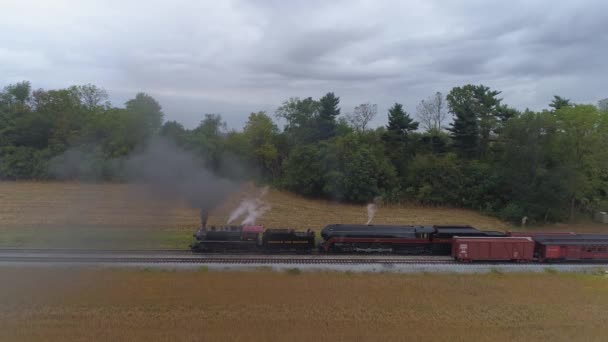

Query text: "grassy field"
[1, 267, 607, 341]
[0, 181, 606, 248]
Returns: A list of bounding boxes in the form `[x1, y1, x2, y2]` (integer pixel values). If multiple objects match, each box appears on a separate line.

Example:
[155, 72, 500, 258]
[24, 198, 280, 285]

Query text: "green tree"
[549, 95, 572, 112]
[187, 114, 227, 171]
[447, 84, 503, 158]
[407, 153, 463, 205]
[243, 111, 280, 179]
[70, 84, 109, 112]
[125, 93, 164, 138]
[416, 128, 450, 155]
[553, 105, 608, 218]
[276, 97, 319, 145]
[498, 110, 569, 222]
[160, 121, 188, 146]
[1, 81, 31, 113]
[31, 87, 85, 150]
[317, 92, 340, 140]
[382, 103, 419, 176]
[323, 132, 397, 202]
[282, 144, 325, 196]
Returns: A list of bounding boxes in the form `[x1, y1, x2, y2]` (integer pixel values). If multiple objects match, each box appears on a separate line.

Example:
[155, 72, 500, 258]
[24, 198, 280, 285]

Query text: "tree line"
[1, 81, 607, 224]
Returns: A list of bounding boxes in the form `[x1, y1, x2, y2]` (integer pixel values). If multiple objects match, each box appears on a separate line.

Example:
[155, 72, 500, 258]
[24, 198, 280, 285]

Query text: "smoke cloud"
[50, 137, 242, 213]
[227, 186, 271, 225]
[124, 138, 241, 211]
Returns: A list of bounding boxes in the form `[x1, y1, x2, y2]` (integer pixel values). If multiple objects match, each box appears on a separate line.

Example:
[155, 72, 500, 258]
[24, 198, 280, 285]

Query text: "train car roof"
[433, 228, 482, 234]
[322, 224, 435, 233]
[535, 236, 608, 245]
[483, 231, 508, 236]
[433, 225, 476, 229]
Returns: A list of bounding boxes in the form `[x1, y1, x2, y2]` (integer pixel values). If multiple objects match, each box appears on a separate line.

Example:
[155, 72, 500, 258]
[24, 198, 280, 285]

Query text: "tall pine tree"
[447, 85, 503, 158]
[385, 103, 419, 138]
[317, 92, 340, 140]
[549, 95, 572, 112]
[383, 103, 419, 176]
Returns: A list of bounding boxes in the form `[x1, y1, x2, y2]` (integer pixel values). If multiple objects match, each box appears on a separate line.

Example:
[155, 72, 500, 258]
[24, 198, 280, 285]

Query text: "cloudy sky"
[2, 0, 607, 128]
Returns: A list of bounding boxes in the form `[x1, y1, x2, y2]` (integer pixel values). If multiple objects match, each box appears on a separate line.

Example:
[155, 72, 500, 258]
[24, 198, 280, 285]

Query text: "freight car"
[450, 233, 608, 262]
[452, 237, 535, 262]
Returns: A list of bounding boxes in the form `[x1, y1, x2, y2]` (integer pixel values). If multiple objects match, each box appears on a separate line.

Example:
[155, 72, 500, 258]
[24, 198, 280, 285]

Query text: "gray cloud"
[2, 0, 607, 129]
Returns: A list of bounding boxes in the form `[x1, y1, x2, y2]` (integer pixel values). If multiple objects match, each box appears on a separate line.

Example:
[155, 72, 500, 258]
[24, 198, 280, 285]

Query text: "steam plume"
[366, 203, 377, 225]
[227, 186, 271, 225]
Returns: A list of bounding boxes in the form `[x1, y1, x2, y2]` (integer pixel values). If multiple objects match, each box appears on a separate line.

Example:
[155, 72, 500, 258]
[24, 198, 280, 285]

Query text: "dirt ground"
[0, 181, 606, 248]
[0, 267, 607, 341]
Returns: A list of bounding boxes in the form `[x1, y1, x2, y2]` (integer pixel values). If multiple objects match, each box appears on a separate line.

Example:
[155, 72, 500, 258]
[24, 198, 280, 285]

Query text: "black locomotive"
[192, 224, 504, 255]
[192, 225, 315, 253]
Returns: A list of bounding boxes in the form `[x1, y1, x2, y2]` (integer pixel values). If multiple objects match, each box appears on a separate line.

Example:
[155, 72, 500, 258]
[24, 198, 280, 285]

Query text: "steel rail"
[0, 256, 455, 264]
[0, 248, 191, 254]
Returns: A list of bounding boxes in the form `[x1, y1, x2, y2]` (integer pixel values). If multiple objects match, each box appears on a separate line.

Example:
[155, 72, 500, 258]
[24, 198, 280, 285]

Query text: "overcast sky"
[2, 0, 607, 128]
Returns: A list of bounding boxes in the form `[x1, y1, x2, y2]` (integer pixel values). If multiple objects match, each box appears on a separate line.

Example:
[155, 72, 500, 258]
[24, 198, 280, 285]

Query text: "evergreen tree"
[385, 103, 418, 138]
[317, 92, 340, 140]
[383, 103, 419, 176]
[447, 85, 503, 158]
[549, 95, 572, 112]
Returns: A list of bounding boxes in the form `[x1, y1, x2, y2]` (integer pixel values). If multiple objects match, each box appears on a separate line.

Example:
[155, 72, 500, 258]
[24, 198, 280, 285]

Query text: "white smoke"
[227, 199, 253, 224]
[241, 202, 271, 225]
[366, 203, 377, 225]
[227, 186, 271, 225]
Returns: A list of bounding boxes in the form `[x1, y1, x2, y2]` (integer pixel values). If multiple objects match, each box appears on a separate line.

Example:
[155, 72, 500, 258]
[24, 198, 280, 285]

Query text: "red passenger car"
[452, 237, 535, 262]
[534, 236, 608, 262]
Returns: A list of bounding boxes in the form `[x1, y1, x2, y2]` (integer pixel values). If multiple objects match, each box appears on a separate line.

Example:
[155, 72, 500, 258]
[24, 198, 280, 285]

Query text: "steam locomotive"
[192, 224, 503, 255]
[192, 225, 315, 253]
[192, 224, 608, 262]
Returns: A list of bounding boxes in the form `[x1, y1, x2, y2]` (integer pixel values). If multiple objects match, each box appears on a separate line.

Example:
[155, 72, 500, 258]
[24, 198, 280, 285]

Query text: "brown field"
[0, 181, 509, 230]
[1, 267, 607, 341]
[0, 181, 606, 248]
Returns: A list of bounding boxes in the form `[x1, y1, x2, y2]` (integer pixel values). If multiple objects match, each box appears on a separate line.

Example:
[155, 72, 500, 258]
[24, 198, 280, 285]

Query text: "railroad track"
[0, 255, 454, 264]
[0, 248, 191, 254]
[1, 249, 607, 267]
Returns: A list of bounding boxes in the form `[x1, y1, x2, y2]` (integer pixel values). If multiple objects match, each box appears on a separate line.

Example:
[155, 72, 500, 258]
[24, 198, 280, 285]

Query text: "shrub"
[499, 203, 525, 223]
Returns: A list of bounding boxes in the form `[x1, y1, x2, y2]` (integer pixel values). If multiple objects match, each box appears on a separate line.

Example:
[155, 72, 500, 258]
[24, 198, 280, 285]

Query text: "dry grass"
[0, 181, 508, 230]
[0, 267, 607, 341]
[0, 181, 606, 248]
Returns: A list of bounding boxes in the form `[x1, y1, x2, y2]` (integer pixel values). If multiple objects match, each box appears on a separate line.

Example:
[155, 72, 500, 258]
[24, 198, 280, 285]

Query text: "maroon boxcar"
[452, 237, 535, 262]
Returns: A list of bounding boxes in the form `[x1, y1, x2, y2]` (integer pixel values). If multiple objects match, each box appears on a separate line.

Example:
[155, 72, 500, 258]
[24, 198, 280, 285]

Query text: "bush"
[0, 146, 51, 180]
[499, 202, 525, 223]
[281, 144, 324, 196]
[407, 153, 463, 205]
